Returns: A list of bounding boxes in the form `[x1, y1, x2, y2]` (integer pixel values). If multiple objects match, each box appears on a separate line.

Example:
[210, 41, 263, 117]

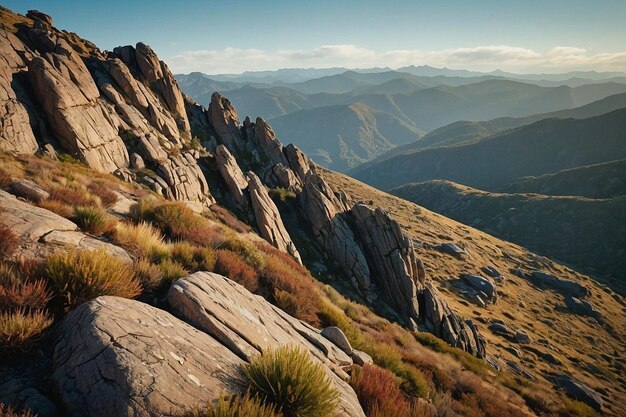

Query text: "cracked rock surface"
[52, 296, 243, 417]
[168, 272, 365, 417]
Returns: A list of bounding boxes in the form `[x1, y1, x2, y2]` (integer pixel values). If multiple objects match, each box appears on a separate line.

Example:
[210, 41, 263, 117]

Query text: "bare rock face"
[216, 144, 248, 208]
[420, 283, 486, 358]
[156, 152, 215, 210]
[0, 29, 38, 154]
[28, 52, 129, 173]
[52, 296, 243, 417]
[249, 117, 288, 167]
[10, 179, 50, 202]
[284, 143, 313, 182]
[299, 173, 370, 291]
[247, 172, 301, 263]
[350, 204, 426, 323]
[168, 272, 366, 417]
[208, 92, 242, 152]
[264, 163, 302, 193]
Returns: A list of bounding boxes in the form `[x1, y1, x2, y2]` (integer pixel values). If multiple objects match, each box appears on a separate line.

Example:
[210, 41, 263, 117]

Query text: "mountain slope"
[506, 159, 626, 198]
[351, 109, 626, 191]
[391, 180, 626, 289]
[361, 91, 626, 163]
[270, 103, 424, 171]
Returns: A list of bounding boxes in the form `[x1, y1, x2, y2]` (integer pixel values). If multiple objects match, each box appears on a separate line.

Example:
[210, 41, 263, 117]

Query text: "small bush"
[0, 279, 51, 311]
[74, 206, 116, 235]
[224, 237, 267, 270]
[189, 395, 279, 417]
[0, 404, 36, 417]
[0, 308, 52, 350]
[49, 186, 93, 207]
[134, 258, 164, 291]
[87, 181, 119, 207]
[215, 249, 258, 292]
[158, 258, 188, 288]
[193, 247, 217, 271]
[170, 241, 196, 268]
[241, 345, 339, 417]
[210, 204, 251, 233]
[0, 166, 12, 189]
[350, 364, 410, 417]
[268, 187, 296, 202]
[0, 224, 18, 259]
[114, 221, 169, 259]
[38, 199, 74, 218]
[44, 248, 141, 310]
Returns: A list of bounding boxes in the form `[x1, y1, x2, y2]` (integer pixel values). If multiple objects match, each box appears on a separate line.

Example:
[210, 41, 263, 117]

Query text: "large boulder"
[548, 374, 603, 411]
[530, 271, 589, 298]
[52, 296, 243, 417]
[461, 273, 497, 303]
[167, 272, 366, 417]
[208, 92, 242, 151]
[247, 171, 301, 263]
[215, 144, 248, 208]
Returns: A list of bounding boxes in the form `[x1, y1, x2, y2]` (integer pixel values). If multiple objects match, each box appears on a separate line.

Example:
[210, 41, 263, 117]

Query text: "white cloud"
[166, 44, 626, 74]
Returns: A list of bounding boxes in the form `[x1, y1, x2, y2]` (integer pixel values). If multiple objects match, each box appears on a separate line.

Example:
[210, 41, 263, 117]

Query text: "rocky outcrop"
[0, 29, 38, 154]
[284, 143, 313, 182]
[298, 173, 370, 291]
[167, 272, 365, 417]
[529, 271, 589, 298]
[461, 273, 497, 304]
[351, 204, 426, 323]
[548, 374, 603, 411]
[216, 144, 248, 208]
[420, 283, 486, 358]
[563, 296, 602, 319]
[248, 117, 288, 168]
[247, 172, 301, 263]
[264, 162, 302, 192]
[52, 296, 242, 417]
[28, 53, 129, 173]
[155, 152, 215, 210]
[10, 179, 50, 202]
[208, 92, 242, 151]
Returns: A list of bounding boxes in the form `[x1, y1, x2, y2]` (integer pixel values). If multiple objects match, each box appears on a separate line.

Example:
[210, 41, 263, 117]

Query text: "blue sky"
[4, 0, 626, 74]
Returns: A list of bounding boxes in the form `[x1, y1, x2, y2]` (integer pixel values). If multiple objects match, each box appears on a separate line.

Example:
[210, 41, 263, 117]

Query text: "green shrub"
[0, 224, 18, 259]
[74, 206, 115, 235]
[44, 248, 141, 310]
[189, 395, 279, 417]
[0, 308, 52, 350]
[241, 346, 339, 417]
[158, 258, 188, 287]
[268, 187, 296, 202]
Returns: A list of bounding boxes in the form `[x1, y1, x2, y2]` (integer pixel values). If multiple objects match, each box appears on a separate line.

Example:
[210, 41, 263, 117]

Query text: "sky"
[4, 0, 626, 75]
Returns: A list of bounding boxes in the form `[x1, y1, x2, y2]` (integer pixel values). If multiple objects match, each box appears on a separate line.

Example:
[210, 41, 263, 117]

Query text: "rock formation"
[167, 272, 365, 417]
[216, 144, 248, 208]
[208, 92, 243, 151]
[52, 296, 243, 417]
[247, 171, 302, 263]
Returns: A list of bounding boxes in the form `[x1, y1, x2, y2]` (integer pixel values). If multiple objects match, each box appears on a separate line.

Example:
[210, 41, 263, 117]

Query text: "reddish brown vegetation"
[87, 181, 119, 207]
[215, 249, 258, 292]
[0, 224, 18, 259]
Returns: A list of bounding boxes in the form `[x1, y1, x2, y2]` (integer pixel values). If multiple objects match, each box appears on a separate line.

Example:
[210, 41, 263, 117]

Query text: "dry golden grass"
[0, 308, 52, 350]
[0, 224, 18, 259]
[114, 221, 169, 259]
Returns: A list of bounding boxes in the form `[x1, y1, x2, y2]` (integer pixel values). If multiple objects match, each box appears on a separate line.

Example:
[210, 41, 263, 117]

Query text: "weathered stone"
[434, 242, 469, 258]
[264, 163, 302, 193]
[298, 173, 370, 291]
[156, 153, 215, 209]
[167, 272, 365, 417]
[284, 143, 313, 182]
[321, 326, 352, 355]
[41, 230, 132, 263]
[0, 379, 57, 417]
[351, 203, 425, 322]
[208, 92, 242, 151]
[461, 273, 497, 303]
[351, 349, 373, 366]
[530, 271, 589, 298]
[513, 331, 532, 344]
[420, 283, 486, 358]
[247, 171, 301, 263]
[488, 322, 516, 339]
[564, 296, 602, 319]
[0, 30, 39, 154]
[215, 144, 248, 208]
[249, 117, 288, 167]
[482, 266, 502, 278]
[28, 54, 129, 173]
[548, 374, 603, 411]
[52, 296, 243, 417]
[0, 190, 76, 241]
[10, 179, 50, 202]
[130, 152, 145, 169]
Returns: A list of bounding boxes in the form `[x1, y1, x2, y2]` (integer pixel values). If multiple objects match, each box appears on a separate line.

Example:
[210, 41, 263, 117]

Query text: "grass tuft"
[114, 221, 169, 259]
[241, 345, 339, 417]
[74, 206, 116, 235]
[87, 181, 119, 207]
[0, 308, 52, 350]
[188, 394, 279, 417]
[44, 248, 141, 310]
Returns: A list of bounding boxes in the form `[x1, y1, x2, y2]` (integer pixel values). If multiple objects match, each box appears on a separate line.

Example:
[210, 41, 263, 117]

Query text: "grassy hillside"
[507, 159, 626, 198]
[270, 103, 424, 171]
[391, 180, 626, 291]
[351, 108, 626, 191]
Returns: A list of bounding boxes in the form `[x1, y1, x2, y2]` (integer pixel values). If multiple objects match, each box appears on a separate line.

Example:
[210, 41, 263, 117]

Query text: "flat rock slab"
[52, 296, 243, 417]
[0, 190, 76, 241]
[41, 230, 132, 263]
[168, 272, 365, 417]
